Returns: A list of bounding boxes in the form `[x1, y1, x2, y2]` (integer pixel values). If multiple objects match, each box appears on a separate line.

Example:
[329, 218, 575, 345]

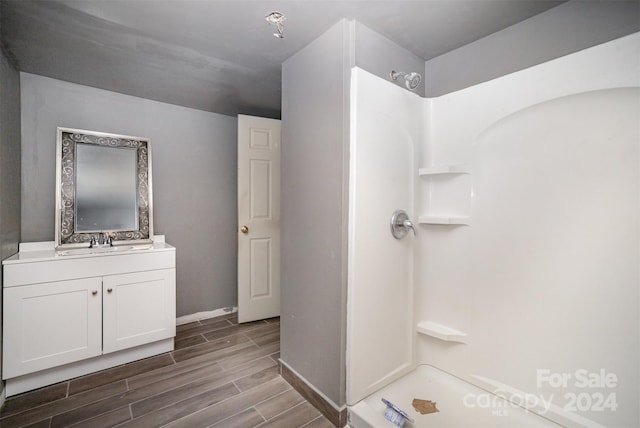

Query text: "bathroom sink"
[56, 244, 153, 256]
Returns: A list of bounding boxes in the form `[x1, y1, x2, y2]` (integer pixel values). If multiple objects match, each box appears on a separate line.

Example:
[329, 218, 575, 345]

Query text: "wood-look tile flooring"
[0, 313, 333, 428]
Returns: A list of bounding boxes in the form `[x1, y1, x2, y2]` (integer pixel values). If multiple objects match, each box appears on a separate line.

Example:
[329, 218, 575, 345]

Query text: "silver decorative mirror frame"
[55, 127, 154, 249]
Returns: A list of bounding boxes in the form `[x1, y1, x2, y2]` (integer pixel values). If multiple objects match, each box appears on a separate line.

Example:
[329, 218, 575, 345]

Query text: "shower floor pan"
[348, 365, 561, 427]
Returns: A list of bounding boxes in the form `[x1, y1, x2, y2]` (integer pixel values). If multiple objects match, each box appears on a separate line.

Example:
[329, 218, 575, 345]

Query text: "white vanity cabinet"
[102, 269, 175, 353]
[3, 277, 103, 377]
[2, 237, 176, 396]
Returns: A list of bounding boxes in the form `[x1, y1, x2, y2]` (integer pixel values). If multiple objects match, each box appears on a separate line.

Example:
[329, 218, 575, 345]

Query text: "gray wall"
[425, 0, 640, 96]
[281, 19, 351, 408]
[20, 74, 237, 317]
[0, 39, 21, 398]
[281, 19, 423, 408]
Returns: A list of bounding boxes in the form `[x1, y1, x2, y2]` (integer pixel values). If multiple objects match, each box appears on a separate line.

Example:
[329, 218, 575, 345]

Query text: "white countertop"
[3, 235, 174, 265]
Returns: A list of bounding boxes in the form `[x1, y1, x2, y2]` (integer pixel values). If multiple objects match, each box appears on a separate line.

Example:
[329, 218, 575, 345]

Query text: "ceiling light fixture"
[265, 11, 286, 39]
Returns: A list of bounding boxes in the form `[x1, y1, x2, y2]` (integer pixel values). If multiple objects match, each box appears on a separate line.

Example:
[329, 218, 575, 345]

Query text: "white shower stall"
[347, 33, 639, 427]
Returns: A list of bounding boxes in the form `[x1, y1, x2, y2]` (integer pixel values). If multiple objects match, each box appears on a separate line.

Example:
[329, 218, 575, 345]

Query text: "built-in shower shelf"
[417, 321, 468, 344]
[418, 164, 469, 176]
[418, 216, 470, 225]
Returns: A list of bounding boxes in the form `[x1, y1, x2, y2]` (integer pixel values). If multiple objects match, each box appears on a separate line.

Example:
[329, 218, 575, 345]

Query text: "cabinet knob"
[107, 288, 113, 293]
[91, 290, 98, 296]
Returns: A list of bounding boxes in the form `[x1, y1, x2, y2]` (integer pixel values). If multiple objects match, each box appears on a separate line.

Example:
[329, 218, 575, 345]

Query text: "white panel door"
[237, 115, 281, 323]
[3, 277, 102, 378]
[102, 269, 176, 353]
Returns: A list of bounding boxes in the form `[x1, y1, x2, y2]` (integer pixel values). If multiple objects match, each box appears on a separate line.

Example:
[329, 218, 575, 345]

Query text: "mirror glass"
[75, 144, 138, 232]
[55, 128, 153, 249]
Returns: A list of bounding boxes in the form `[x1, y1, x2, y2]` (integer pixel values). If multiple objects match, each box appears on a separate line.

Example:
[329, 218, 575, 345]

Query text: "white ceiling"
[1, 0, 565, 118]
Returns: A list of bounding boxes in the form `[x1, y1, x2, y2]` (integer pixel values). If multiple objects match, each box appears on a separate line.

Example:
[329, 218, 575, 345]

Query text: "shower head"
[390, 70, 422, 91]
[404, 72, 422, 90]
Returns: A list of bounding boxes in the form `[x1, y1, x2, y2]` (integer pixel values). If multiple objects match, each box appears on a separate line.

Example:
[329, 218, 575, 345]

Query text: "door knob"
[91, 290, 98, 296]
[241, 225, 249, 234]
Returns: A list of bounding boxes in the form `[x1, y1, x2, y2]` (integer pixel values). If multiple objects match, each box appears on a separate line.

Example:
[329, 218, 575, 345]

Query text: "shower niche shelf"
[417, 321, 468, 344]
[418, 216, 470, 225]
[418, 164, 469, 176]
[418, 164, 471, 225]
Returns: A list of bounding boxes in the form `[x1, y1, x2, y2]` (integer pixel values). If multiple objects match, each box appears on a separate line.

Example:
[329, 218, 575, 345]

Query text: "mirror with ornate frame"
[55, 127, 153, 250]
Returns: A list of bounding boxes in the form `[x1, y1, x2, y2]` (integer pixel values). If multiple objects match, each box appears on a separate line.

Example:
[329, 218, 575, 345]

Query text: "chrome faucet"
[89, 232, 114, 248]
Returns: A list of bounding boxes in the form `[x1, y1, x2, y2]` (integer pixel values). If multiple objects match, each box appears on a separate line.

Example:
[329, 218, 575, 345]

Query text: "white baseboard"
[176, 306, 238, 326]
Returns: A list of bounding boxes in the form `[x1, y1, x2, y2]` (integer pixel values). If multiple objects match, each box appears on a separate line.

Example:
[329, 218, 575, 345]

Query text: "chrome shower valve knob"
[390, 210, 417, 239]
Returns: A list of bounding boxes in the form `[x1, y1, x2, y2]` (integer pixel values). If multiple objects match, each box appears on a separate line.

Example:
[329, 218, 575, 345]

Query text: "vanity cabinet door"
[102, 269, 176, 354]
[3, 277, 103, 378]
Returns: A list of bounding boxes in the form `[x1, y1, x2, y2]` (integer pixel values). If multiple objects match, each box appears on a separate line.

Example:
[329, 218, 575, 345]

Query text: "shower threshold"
[348, 365, 561, 427]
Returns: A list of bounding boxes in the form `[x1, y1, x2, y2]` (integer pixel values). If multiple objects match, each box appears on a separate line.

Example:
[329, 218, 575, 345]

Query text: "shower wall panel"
[416, 33, 639, 427]
[346, 68, 422, 405]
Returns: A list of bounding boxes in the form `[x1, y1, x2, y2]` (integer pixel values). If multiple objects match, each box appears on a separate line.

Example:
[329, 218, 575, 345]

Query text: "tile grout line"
[49, 389, 133, 428]
[255, 398, 308, 425]
[23, 354, 225, 428]
[64, 405, 131, 428]
[251, 387, 300, 422]
[66, 353, 175, 397]
[178, 317, 237, 335]
[120, 356, 222, 392]
[126, 374, 238, 416]
[2, 381, 71, 420]
[174, 340, 259, 368]
[190, 320, 273, 344]
[110, 405, 134, 428]
[246, 382, 294, 412]
[161, 376, 285, 428]
[127, 348, 256, 405]
[4, 388, 128, 428]
[153, 382, 245, 428]
[0, 380, 127, 425]
[252, 404, 268, 423]
[300, 414, 326, 428]
[204, 405, 267, 428]
[2, 346, 246, 421]
[175, 320, 237, 339]
[218, 344, 276, 371]
[123, 357, 277, 422]
[217, 346, 262, 373]
[242, 332, 260, 348]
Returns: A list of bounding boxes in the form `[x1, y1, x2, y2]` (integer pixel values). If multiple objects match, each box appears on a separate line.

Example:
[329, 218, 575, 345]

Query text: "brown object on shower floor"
[412, 398, 439, 414]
